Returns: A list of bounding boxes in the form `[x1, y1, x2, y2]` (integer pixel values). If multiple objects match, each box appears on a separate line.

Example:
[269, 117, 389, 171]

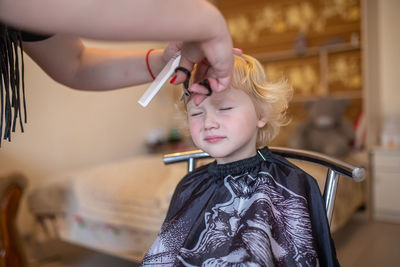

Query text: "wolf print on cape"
[143, 171, 319, 266]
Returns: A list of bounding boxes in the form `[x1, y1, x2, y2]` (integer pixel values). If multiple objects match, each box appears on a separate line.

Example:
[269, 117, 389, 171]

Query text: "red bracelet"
[146, 49, 155, 80]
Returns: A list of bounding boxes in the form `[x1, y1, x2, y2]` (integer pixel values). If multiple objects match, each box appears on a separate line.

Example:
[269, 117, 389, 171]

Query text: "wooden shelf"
[252, 42, 362, 99]
[253, 43, 361, 63]
[292, 91, 363, 103]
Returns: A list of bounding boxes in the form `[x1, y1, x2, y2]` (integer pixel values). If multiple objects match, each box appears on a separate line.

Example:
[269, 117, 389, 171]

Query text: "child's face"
[187, 86, 267, 164]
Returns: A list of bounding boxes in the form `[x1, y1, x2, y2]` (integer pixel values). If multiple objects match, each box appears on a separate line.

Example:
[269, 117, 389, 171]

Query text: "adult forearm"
[1, 0, 227, 43]
[72, 48, 167, 90]
[23, 35, 168, 90]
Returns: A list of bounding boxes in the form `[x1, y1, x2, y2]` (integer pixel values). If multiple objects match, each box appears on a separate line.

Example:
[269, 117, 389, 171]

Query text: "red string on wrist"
[146, 49, 155, 80]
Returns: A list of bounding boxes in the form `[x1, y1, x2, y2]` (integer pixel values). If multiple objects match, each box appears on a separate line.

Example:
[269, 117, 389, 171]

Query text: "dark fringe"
[1, 26, 26, 147]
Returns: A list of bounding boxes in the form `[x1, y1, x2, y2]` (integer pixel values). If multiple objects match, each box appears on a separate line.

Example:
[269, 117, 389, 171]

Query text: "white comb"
[138, 54, 181, 107]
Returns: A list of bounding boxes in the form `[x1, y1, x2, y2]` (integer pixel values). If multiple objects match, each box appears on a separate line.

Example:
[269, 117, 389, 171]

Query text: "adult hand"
[170, 17, 236, 94]
[162, 42, 182, 64]
[185, 48, 243, 105]
[179, 39, 234, 92]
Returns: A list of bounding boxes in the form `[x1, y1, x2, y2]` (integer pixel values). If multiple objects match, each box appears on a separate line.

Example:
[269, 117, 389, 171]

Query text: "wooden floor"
[28, 211, 400, 267]
[333, 212, 400, 267]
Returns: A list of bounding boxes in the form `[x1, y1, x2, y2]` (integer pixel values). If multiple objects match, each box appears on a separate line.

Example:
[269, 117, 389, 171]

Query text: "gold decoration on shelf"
[263, 51, 361, 98]
[265, 64, 320, 96]
[329, 55, 362, 89]
[227, 0, 360, 44]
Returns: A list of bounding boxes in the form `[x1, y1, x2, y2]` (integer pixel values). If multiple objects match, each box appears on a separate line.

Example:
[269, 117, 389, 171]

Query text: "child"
[141, 55, 339, 266]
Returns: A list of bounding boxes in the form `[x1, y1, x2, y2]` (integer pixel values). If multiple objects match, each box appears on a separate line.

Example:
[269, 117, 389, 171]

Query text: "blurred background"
[1, 0, 399, 266]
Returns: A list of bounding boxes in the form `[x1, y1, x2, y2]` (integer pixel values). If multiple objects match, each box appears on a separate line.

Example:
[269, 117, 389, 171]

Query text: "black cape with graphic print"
[142, 146, 339, 267]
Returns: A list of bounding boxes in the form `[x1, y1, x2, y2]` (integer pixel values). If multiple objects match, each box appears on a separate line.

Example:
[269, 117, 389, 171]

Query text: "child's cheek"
[189, 120, 201, 146]
[220, 115, 236, 126]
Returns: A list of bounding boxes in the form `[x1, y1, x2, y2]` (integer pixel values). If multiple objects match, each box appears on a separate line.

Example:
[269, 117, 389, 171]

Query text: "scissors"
[138, 55, 212, 107]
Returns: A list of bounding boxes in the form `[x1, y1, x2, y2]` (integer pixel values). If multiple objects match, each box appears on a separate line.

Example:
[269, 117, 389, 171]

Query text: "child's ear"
[257, 114, 268, 128]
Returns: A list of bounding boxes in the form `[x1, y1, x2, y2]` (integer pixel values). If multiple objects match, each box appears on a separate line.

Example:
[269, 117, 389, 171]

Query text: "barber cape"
[141, 146, 339, 267]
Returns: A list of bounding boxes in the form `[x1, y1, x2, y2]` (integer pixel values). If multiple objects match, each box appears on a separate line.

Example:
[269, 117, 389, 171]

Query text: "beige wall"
[0, 40, 176, 233]
[364, 0, 400, 148]
[378, 0, 400, 118]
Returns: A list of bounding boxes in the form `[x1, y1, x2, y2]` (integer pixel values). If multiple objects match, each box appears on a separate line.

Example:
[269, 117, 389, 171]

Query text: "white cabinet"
[372, 148, 400, 222]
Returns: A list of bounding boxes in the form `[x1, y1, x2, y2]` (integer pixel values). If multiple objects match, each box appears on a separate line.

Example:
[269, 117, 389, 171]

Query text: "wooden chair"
[0, 173, 28, 267]
[163, 146, 366, 226]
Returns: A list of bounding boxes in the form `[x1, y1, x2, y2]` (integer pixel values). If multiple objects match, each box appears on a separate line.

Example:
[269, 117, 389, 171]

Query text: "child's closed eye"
[219, 107, 233, 111]
[189, 111, 203, 117]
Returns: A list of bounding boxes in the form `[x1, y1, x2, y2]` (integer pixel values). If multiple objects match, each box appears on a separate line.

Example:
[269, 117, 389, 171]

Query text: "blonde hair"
[231, 54, 293, 146]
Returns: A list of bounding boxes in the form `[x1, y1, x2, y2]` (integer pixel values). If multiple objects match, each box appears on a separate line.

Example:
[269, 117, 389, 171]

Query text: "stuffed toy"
[289, 98, 355, 157]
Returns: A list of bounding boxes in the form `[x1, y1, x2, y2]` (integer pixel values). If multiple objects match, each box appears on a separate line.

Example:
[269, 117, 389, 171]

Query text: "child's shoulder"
[261, 146, 311, 171]
[174, 162, 213, 189]
[166, 163, 214, 213]
[260, 146, 319, 184]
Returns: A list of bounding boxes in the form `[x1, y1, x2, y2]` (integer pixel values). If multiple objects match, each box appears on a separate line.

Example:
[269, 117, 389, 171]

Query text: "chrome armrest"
[163, 147, 366, 182]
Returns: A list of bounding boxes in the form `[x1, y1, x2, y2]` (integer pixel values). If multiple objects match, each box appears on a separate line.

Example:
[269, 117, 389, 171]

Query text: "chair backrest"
[163, 147, 366, 226]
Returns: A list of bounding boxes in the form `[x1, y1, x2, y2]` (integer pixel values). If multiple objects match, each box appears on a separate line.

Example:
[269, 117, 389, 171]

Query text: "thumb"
[208, 75, 231, 92]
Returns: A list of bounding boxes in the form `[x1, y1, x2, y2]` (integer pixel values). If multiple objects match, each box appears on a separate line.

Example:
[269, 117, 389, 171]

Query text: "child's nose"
[204, 113, 219, 130]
